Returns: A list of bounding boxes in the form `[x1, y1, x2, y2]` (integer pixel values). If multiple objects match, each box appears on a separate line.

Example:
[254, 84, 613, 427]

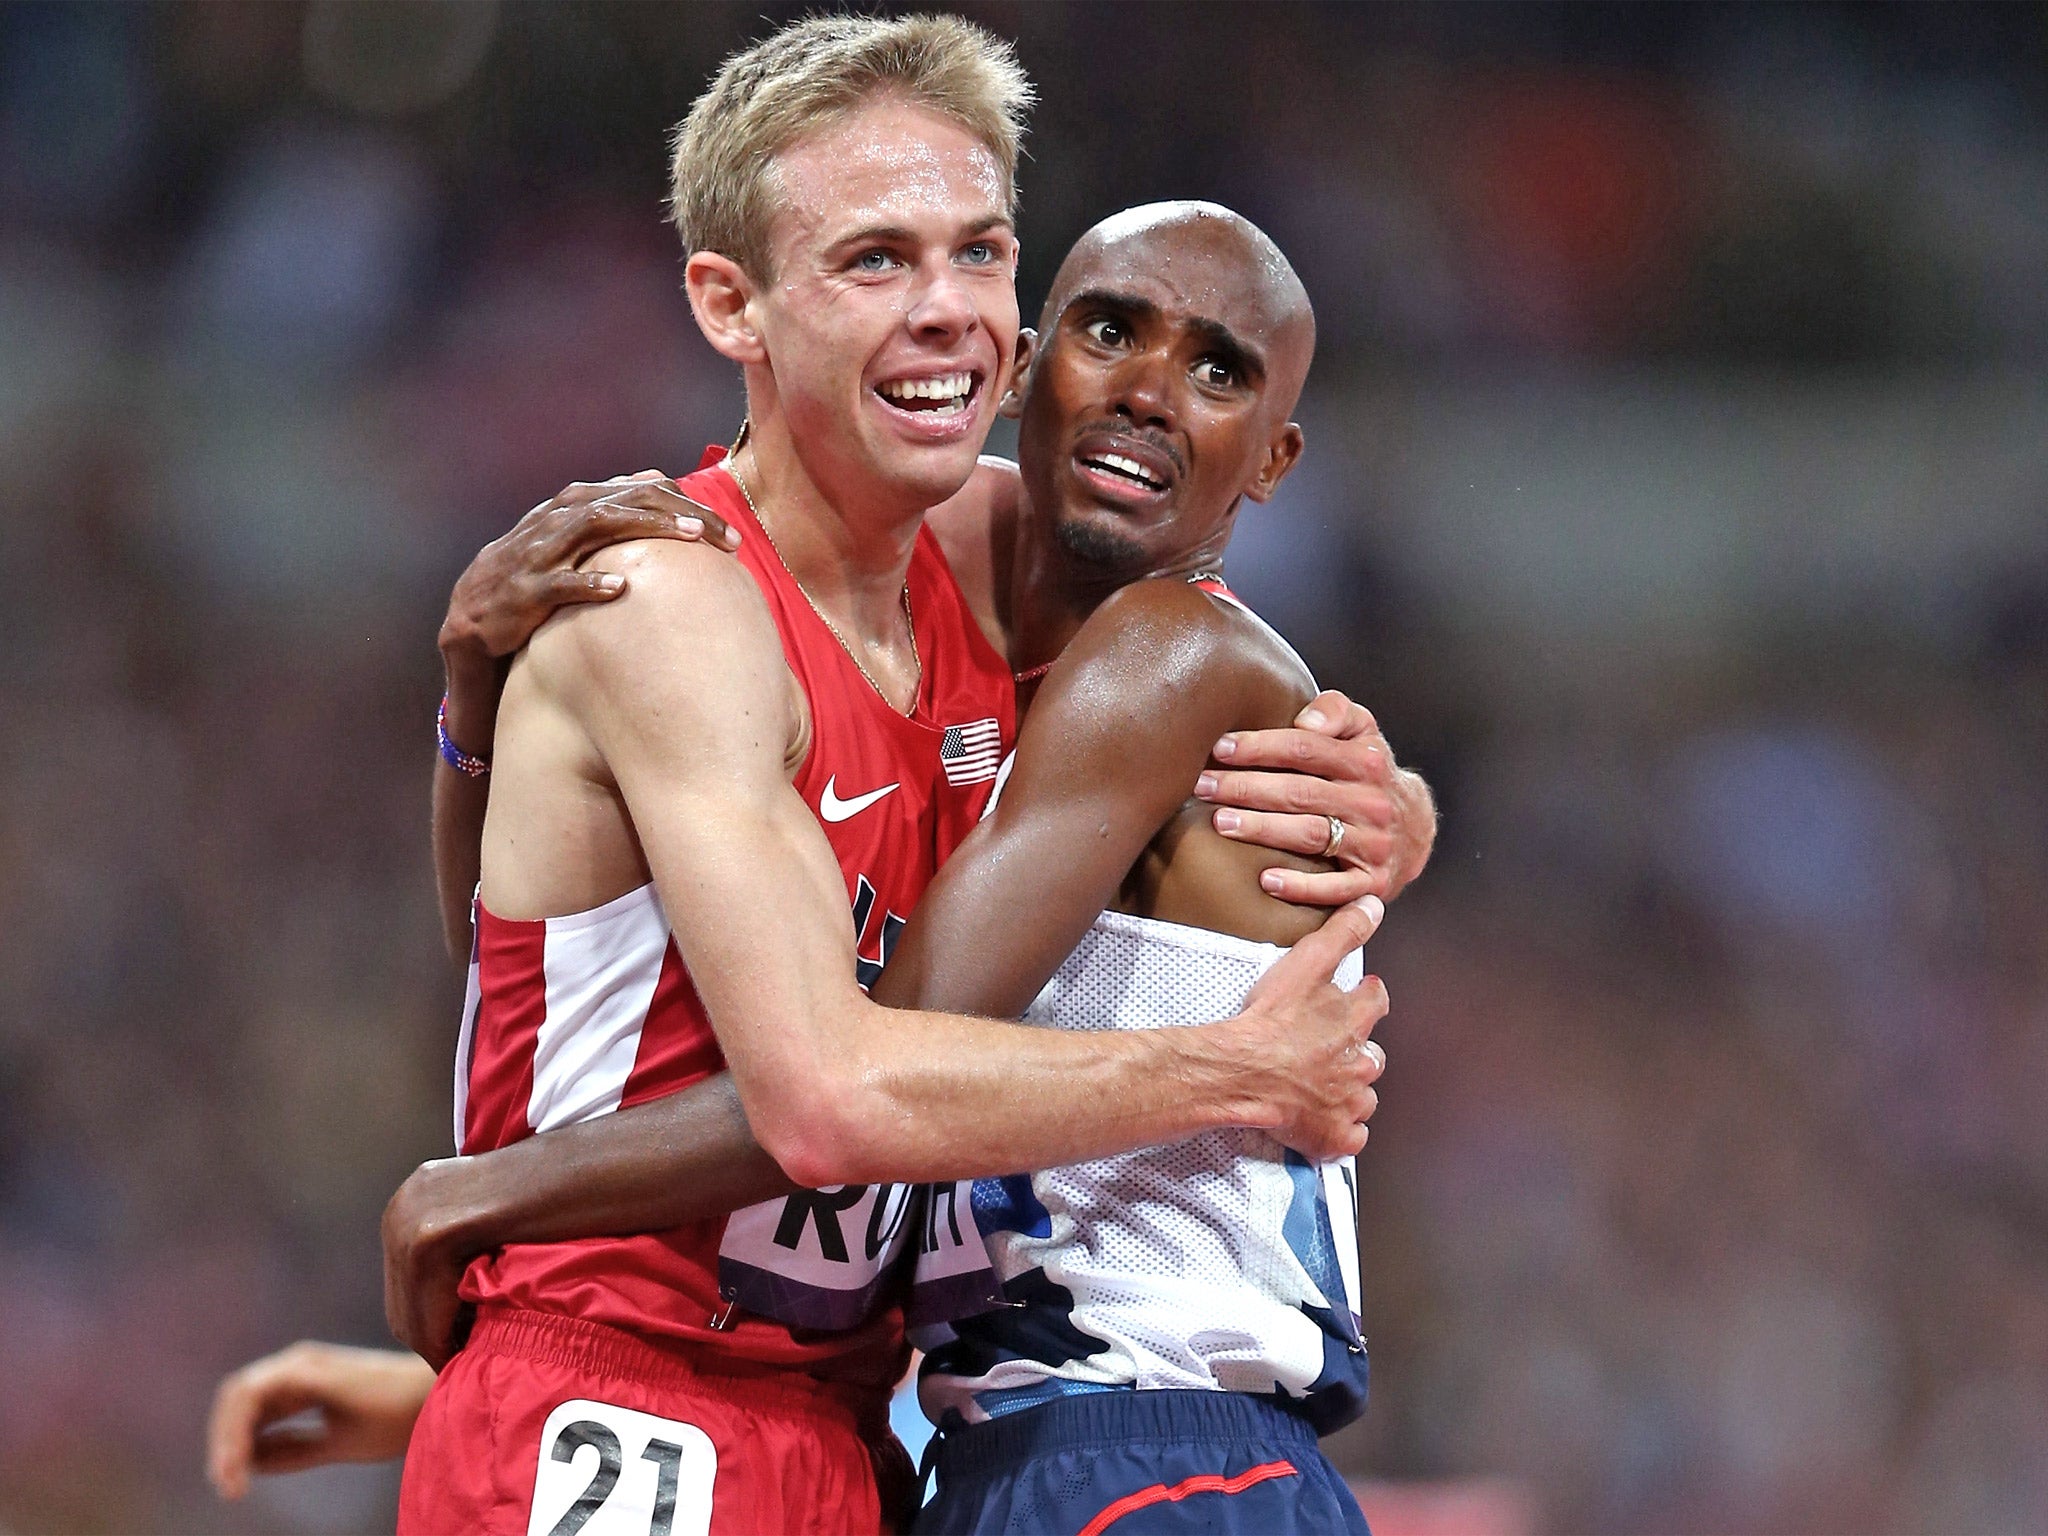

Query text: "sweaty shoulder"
[1033, 579, 1330, 945]
[1070, 578, 1310, 715]
[525, 536, 784, 702]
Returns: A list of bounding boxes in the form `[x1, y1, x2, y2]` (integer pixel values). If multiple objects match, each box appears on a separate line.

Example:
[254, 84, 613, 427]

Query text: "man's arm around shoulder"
[541, 544, 1385, 1187]
[876, 576, 1299, 1019]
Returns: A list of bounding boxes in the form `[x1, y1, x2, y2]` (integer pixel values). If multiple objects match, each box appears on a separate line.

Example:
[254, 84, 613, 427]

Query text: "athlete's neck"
[1002, 488, 1234, 684]
[729, 398, 923, 641]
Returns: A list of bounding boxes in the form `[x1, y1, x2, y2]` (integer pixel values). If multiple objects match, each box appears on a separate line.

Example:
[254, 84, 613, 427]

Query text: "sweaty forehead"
[1051, 215, 1305, 342]
[770, 100, 1008, 250]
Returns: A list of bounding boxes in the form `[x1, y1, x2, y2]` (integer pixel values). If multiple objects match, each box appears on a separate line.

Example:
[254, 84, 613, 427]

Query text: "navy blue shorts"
[912, 1390, 1371, 1536]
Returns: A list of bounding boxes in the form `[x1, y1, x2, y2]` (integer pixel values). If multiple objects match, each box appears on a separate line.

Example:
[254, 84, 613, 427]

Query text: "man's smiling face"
[754, 97, 1022, 516]
[1014, 202, 1315, 579]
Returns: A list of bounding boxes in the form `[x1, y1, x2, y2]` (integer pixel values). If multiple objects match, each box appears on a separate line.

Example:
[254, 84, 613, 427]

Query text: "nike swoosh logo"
[819, 776, 900, 822]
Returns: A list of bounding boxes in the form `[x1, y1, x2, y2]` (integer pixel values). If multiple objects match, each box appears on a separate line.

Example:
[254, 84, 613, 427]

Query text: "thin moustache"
[1072, 420, 1185, 478]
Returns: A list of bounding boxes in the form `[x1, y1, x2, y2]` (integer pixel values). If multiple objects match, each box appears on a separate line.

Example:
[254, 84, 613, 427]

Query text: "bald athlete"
[879, 199, 1375, 1536]
[210, 205, 1427, 1527]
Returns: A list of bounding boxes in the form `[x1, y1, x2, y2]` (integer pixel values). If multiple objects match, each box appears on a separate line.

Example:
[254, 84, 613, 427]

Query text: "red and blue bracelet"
[436, 694, 491, 778]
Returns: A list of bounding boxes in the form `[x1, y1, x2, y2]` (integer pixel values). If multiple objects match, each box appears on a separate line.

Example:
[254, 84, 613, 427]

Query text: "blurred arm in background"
[205, 1343, 436, 1502]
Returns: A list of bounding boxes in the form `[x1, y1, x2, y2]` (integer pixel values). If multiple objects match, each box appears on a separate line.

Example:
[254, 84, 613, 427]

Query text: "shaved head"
[1013, 198, 1318, 585]
[1043, 200, 1315, 416]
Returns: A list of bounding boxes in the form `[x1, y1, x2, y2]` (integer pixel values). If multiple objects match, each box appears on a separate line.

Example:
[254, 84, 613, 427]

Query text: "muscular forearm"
[395, 1014, 1247, 1265]
[395, 1073, 791, 1258]
[760, 1003, 1280, 1188]
[385, 1073, 795, 1358]
[404, 955, 1337, 1255]
[396, 915, 1368, 1268]
[431, 647, 501, 962]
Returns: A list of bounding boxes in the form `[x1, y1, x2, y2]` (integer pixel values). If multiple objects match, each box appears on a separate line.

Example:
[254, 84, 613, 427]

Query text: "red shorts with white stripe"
[398, 1307, 912, 1536]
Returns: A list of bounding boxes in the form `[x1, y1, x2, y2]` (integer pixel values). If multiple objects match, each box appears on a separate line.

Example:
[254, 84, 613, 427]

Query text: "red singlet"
[451, 445, 1015, 1392]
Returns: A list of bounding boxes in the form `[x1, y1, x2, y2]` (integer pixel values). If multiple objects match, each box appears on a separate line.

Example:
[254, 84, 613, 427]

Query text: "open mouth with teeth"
[1077, 450, 1169, 493]
[876, 372, 980, 417]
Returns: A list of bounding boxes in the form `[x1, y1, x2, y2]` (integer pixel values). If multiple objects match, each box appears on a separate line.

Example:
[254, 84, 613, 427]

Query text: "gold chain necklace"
[726, 449, 921, 715]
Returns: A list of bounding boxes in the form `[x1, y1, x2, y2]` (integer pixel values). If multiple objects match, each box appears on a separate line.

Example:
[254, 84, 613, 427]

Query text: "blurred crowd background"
[3, 2, 2046, 1532]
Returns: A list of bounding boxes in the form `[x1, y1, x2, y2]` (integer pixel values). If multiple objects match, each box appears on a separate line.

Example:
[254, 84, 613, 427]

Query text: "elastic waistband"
[932, 1390, 1320, 1479]
[465, 1305, 888, 1437]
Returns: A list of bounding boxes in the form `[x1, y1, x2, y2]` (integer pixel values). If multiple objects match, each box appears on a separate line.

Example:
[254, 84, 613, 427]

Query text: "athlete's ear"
[1243, 422, 1305, 504]
[685, 252, 767, 366]
[998, 328, 1038, 419]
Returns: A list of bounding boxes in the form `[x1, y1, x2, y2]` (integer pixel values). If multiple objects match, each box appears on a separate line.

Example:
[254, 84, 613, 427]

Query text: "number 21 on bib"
[528, 1400, 716, 1536]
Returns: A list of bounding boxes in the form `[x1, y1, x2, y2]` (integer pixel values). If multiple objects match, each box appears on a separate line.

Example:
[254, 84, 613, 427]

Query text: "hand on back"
[438, 471, 742, 664]
[1230, 894, 1390, 1162]
[1196, 689, 1438, 905]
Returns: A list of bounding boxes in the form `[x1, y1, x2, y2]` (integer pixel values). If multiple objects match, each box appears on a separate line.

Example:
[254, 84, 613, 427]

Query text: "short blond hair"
[669, 12, 1034, 279]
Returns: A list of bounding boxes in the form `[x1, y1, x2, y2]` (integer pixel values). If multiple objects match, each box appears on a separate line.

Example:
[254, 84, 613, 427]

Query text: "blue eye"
[960, 241, 996, 265]
[855, 249, 897, 273]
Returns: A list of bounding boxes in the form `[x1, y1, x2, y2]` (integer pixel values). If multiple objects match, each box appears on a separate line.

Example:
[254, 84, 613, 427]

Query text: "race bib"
[906, 1178, 1003, 1327]
[716, 1182, 920, 1330]
[716, 1180, 1004, 1332]
[527, 1400, 715, 1536]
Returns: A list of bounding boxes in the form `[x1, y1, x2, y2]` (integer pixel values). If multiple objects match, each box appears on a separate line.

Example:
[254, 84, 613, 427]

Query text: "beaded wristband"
[437, 694, 491, 778]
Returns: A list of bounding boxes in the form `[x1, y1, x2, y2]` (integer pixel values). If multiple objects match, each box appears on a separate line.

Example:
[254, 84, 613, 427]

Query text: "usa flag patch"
[940, 717, 1003, 786]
